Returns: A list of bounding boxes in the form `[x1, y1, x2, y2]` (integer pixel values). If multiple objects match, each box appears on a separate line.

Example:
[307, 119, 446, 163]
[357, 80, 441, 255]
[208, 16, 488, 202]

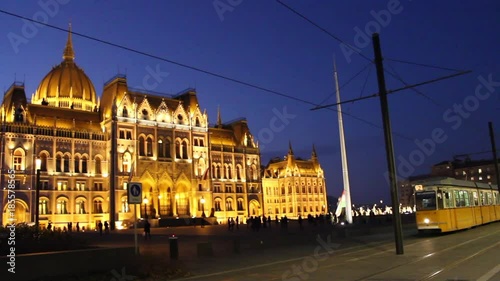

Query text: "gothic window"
[122, 106, 128, 117]
[236, 165, 242, 180]
[175, 140, 181, 159]
[139, 136, 146, 156]
[81, 156, 88, 173]
[182, 140, 188, 159]
[216, 164, 221, 179]
[158, 139, 164, 158]
[237, 199, 244, 211]
[146, 136, 153, 156]
[177, 114, 183, 123]
[142, 109, 148, 120]
[164, 139, 171, 158]
[63, 155, 70, 172]
[56, 155, 62, 172]
[74, 155, 80, 173]
[40, 153, 48, 172]
[195, 117, 200, 127]
[95, 157, 102, 174]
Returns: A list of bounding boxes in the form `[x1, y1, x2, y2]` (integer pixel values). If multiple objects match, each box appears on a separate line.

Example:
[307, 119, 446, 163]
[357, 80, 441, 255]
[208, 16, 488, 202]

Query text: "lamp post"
[35, 158, 41, 230]
[143, 197, 149, 219]
[200, 197, 206, 218]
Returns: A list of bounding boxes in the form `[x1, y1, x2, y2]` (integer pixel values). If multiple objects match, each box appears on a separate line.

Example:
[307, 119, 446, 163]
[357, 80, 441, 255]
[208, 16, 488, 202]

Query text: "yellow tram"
[413, 177, 500, 233]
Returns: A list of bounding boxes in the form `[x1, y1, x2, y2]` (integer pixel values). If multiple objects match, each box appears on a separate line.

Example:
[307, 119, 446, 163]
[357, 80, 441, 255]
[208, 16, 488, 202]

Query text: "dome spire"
[63, 23, 75, 61]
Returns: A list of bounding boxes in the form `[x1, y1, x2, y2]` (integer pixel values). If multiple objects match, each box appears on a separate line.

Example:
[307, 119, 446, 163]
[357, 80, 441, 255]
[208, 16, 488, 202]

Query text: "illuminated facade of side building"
[262, 143, 328, 219]
[0, 26, 262, 229]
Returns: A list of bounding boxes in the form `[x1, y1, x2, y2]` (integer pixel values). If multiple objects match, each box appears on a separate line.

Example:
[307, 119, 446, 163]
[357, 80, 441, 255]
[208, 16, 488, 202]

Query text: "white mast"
[334, 57, 353, 224]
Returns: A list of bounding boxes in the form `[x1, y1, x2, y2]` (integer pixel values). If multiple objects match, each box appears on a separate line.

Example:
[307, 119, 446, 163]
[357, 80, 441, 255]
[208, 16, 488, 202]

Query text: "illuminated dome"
[32, 24, 97, 112]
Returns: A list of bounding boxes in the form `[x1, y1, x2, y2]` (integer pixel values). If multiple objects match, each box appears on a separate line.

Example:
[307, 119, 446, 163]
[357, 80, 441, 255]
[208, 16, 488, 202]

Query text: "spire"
[63, 23, 75, 61]
[312, 144, 317, 158]
[217, 105, 222, 128]
[288, 141, 294, 155]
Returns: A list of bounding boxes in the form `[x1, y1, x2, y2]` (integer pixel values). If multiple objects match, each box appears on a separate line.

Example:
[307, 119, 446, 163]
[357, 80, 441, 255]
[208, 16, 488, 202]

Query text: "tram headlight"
[423, 218, 430, 224]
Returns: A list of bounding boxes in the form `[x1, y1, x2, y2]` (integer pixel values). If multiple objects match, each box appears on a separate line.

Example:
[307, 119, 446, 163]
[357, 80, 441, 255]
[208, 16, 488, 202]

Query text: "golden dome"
[32, 24, 97, 112]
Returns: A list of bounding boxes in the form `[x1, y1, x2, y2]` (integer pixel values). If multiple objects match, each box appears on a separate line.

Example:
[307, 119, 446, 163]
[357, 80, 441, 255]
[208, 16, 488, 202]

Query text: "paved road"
[167, 222, 500, 281]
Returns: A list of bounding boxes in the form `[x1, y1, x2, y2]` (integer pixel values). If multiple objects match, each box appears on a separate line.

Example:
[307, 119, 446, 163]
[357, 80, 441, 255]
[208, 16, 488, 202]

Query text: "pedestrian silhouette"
[98, 222, 103, 236]
[144, 220, 151, 239]
[104, 221, 109, 234]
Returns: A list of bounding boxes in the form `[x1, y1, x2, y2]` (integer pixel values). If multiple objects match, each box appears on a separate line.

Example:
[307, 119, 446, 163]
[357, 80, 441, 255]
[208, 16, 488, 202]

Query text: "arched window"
[157, 139, 164, 158]
[93, 199, 103, 213]
[56, 155, 62, 172]
[175, 140, 181, 159]
[63, 155, 70, 172]
[236, 165, 242, 180]
[13, 148, 24, 171]
[56, 198, 68, 214]
[81, 156, 88, 173]
[165, 139, 171, 158]
[251, 164, 257, 180]
[182, 140, 188, 159]
[195, 117, 201, 127]
[39, 198, 49, 215]
[212, 164, 216, 179]
[122, 106, 128, 117]
[237, 198, 244, 211]
[139, 136, 145, 156]
[216, 164, 221, 179]
[74, 155, 80, 173]
[146, 136, 153, 156]
[214, 198, 222, 211]
[95, 157, 102, 174]
[75, 198, 86, 214]
[40, 153, 48, 172]
[226, 198, 233, 211]
[142, 109, 148, 120]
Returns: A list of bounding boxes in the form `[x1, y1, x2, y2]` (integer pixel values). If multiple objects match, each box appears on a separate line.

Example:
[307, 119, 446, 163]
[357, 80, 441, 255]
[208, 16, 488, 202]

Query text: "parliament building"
[1, 26, 326, 230]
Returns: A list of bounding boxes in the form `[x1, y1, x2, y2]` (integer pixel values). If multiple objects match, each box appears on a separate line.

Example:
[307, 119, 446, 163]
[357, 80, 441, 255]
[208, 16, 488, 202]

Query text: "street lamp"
[143, 197, 149, 219]
[200, 197, 206, 218]
[35, 158, 41, 230]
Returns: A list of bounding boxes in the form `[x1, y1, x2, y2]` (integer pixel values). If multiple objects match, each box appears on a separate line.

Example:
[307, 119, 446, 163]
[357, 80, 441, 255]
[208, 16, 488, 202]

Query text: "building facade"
[1, 27, 263, 229]
[261, 143, 328, 219]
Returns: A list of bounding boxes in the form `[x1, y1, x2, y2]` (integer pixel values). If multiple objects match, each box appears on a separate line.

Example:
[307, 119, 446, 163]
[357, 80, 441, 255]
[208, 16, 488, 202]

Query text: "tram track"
[354, 228, 500, 281]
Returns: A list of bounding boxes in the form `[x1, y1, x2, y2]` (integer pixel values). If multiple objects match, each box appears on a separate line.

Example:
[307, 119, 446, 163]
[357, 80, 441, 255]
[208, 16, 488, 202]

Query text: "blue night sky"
[1, 1, 499, 205]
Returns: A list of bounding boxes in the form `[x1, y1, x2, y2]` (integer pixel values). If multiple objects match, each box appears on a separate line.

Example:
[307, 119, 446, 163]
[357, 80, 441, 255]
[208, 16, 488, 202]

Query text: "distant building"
[261, 143, 327, 219]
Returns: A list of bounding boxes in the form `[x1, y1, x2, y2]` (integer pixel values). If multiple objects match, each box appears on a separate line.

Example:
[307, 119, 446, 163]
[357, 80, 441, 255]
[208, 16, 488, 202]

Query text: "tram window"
[454, 191, 462, 207]
[443, 191, 452, 208]
[472, 191, 478, 206]
[415, 191, 436, 211]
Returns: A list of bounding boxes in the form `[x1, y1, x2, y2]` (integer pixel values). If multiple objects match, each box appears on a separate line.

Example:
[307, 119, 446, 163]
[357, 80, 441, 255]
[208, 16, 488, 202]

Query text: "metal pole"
[488, 122, 500, 213]
[134, 203, 138, 255]
[35, 169, 40, 230]
[372, 33, 404, 255]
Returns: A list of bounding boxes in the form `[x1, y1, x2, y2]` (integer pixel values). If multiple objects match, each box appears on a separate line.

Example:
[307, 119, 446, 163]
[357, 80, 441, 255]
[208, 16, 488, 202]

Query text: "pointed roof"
[288, 141, 294, 155]
[217, 105, 222, 128]
[63, 23, 75, 61]
[312, 144, 317, 158]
